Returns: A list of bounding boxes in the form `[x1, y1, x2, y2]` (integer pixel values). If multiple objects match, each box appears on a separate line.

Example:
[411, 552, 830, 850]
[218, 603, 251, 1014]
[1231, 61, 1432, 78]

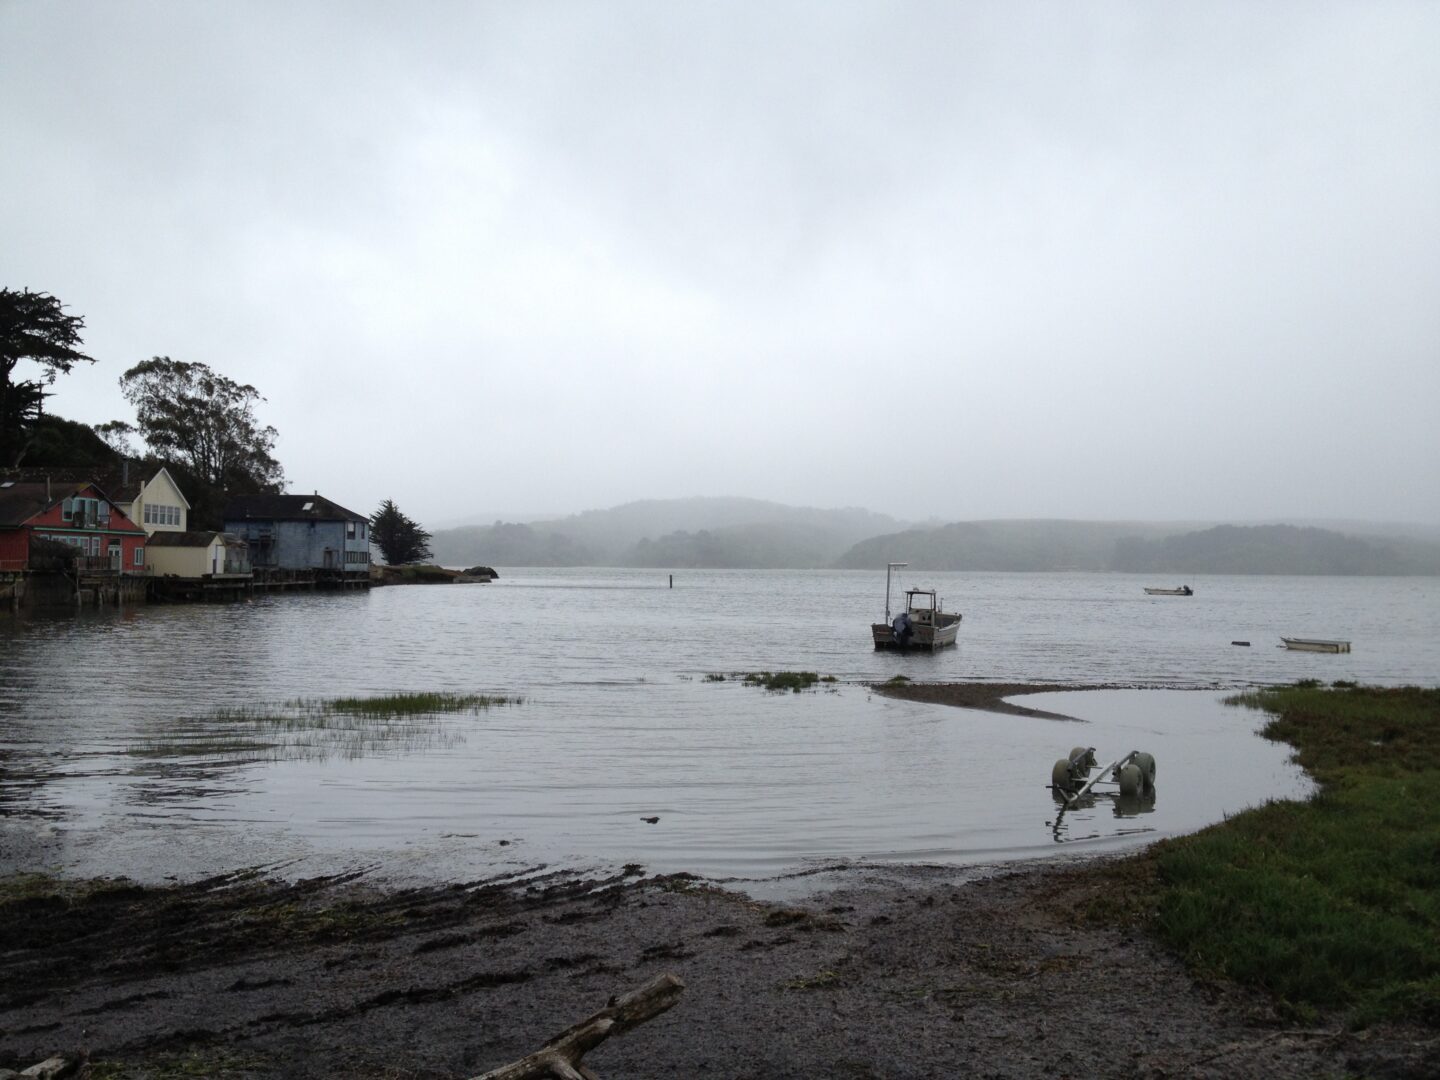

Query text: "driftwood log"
[472, 973, 686, 1080]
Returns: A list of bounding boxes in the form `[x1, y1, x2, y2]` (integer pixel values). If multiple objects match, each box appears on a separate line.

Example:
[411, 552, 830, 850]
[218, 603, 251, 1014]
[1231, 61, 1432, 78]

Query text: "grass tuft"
[742, 671, 823, 693]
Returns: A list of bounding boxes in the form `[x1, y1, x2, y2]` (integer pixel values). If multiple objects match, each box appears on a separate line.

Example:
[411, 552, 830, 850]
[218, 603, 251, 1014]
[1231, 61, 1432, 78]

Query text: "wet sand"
[869, 679, 1098, 720]
[3, 862, 1433, 1079]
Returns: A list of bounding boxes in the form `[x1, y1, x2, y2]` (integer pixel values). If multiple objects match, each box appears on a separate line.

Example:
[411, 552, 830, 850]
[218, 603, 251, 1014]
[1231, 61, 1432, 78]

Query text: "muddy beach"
[4, 861, 1434, 1080]
[3, 682, 1434, 1078]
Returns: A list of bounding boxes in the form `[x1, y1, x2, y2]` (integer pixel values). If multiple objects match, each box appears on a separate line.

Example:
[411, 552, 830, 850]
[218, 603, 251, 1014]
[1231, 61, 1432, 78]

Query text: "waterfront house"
[222, 493, 371, 579]
[145, 531, 251, 578]
[0, 478, 148, 572]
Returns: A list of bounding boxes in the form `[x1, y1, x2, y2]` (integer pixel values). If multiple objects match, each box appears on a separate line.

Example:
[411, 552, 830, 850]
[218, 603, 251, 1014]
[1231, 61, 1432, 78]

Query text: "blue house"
[222, 494, 371, 579]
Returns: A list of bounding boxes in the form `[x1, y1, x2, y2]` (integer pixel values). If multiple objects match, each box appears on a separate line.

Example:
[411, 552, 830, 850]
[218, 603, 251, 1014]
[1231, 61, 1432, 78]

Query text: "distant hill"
[623, 522, 849, 569]
[833, 520, 1188, 572]
[1112, 524, 1440, 575]
[430, 501, 1440, 574]
[431, 497, 901, 568]
[429, 522, 597, 567]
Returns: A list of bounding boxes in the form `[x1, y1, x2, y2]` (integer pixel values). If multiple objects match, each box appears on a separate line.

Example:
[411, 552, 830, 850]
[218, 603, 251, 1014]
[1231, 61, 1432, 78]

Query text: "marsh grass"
[1143, 683, 1440, 1025]
[129, 692, 523, 765]
[742, 671, 823, 693]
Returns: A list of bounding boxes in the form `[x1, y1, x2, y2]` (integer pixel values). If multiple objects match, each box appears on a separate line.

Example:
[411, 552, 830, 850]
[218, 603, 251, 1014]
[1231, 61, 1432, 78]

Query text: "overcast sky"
[3, 1, 1437, 527]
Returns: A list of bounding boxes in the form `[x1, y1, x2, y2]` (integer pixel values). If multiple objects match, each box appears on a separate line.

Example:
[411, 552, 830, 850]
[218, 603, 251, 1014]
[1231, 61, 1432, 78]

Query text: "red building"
[0, 479, 148, 572]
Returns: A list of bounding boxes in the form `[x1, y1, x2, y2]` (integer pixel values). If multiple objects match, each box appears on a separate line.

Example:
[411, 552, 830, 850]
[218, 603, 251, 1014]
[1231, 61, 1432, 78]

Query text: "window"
[346, 520, 356, 539]
[143, 503, 181, 526]
[134, 548, 144, 566]
[61, 498, 73, 521]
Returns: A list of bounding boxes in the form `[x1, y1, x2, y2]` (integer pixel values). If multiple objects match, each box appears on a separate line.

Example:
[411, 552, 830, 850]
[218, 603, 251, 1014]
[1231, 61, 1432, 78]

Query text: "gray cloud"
[3, 1, 1437, 526]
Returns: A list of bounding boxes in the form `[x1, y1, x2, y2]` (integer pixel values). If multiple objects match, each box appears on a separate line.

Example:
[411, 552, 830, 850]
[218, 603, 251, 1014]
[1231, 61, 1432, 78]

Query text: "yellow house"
[146, 532, 251, 579]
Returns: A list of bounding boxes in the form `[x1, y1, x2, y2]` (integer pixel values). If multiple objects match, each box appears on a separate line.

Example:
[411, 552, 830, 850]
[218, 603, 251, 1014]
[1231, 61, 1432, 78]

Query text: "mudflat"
[5, 861, 1435, 1079]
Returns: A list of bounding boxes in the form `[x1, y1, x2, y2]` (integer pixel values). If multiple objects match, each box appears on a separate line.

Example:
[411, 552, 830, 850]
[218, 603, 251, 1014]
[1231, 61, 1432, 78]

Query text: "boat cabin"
[903, 588, 942, 624]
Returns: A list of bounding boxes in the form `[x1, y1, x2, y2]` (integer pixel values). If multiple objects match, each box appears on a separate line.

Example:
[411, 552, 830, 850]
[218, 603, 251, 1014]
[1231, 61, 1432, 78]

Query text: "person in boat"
[1182, 585, 1193, 595]
[892, 611, 913, 646]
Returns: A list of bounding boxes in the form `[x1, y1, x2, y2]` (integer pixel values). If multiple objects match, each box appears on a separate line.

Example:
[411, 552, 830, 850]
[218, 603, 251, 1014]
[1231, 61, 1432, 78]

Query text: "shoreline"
[3, 858, 1427, 1079]
[5, 683, 1434, 1076]
[870, 679, 1094, 720]
[866, 678, 1201, 721]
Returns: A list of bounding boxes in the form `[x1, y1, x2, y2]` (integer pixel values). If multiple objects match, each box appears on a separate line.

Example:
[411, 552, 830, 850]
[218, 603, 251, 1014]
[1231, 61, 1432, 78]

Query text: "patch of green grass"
[86, 1050, 265, 1078]
[884, 674, 911, 685]
[741, 671, 823, 693]
[307, 691, 523, 716]
[241, 899, 404, 943]
[703, 672, 726, 682]
[781, 968, 846, 990]
[0, 873, 145, 909]
[1144, 683, 1440, 1026]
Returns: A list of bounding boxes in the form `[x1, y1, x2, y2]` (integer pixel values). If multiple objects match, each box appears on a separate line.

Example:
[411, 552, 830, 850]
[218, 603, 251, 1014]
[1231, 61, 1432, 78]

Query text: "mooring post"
[669, 574, 673, 588]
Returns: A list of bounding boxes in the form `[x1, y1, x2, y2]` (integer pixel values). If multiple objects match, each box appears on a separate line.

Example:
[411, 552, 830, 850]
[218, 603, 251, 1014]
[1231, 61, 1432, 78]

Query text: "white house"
[108, 465, 190, 536]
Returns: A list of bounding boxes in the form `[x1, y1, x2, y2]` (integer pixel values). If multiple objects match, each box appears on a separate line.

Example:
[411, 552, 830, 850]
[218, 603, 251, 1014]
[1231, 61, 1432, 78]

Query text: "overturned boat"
[1281, 636, 1351, 653]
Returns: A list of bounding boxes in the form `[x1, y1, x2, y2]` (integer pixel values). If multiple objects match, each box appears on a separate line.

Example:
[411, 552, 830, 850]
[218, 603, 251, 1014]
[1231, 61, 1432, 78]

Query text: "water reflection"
[3, 570, 1388, 883]
[127, 693, 519, 768]
[1050, 787, 1158, 844]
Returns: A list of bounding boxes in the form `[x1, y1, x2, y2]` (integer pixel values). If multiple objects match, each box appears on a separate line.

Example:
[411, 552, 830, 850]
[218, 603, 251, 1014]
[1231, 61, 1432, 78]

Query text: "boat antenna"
[885, 562, 908, 622]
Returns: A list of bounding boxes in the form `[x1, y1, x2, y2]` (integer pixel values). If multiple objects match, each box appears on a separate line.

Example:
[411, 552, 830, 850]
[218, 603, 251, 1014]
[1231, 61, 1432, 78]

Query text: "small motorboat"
[1281, 637, 1351, 653]
[871, 562, 961, 651]
[1144, 585, 1193, 596]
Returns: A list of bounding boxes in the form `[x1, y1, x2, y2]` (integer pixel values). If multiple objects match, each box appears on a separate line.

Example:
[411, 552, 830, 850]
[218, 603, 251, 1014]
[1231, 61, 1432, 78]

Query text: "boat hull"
[872, 613, 962, 651]
[1281, 637, 1351, 653]
[1143, 587, 1192, 596]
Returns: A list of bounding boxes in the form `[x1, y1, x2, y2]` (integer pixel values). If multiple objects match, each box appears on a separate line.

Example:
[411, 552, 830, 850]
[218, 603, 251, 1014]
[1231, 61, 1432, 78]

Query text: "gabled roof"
[0, 461, 188, 509]
[0, 479, 93, 528]
[223, 493, 366, 523]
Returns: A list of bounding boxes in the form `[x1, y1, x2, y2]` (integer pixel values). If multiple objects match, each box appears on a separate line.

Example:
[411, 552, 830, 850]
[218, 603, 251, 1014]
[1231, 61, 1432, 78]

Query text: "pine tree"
[369, 499, 433, 565]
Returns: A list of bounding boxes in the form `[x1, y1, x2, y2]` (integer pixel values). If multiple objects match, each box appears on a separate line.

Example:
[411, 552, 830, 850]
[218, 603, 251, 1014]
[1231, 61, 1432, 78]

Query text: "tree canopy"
[0, 288, 94, 465]
[117, 357, 284, 493]
[370, 499, 433, 565]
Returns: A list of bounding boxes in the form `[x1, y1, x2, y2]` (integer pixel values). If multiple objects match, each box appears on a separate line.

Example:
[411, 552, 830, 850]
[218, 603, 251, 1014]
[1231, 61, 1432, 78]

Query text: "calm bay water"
[1, 569, 1436, 888]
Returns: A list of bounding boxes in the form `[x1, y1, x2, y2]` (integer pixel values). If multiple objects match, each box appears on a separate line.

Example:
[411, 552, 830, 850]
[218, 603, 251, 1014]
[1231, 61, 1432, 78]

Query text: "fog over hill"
[430, 497, 901, 569]
[429, 499, 1440, 575]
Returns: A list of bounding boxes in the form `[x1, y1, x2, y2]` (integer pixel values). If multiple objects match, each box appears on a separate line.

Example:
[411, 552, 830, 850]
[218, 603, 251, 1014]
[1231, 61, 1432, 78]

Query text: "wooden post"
[669, 575, 673, 589]
[472, 973, 685, 1080]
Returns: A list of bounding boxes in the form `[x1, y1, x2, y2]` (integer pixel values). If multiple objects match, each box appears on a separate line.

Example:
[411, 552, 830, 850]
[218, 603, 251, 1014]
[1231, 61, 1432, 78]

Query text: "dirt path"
[3, 862, 1433, 1079]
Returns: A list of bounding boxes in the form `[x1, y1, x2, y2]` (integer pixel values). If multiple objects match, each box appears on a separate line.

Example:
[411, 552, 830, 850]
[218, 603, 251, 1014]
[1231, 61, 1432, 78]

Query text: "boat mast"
[884, 562, 907, 622]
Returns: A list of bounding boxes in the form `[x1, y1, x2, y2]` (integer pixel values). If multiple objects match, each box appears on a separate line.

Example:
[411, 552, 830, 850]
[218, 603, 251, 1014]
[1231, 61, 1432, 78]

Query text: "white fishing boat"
[1281, 637, 1351, 653]
[1143, 585, 1193, 596]
[871, 562, 962, 651]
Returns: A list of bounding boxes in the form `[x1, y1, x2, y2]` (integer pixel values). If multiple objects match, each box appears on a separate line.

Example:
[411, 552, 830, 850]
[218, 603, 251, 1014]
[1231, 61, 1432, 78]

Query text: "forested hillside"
[1111, 524, 1440, 575]
[833, 520, 1185, 571]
